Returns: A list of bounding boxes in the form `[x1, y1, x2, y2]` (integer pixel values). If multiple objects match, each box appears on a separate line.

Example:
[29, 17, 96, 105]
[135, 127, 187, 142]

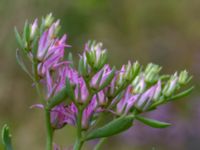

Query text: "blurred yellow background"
[0, 0, 200, 150]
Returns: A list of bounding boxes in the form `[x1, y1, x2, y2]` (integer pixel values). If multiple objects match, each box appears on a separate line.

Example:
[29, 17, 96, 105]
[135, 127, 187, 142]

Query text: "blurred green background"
[0, 0, 200, 150]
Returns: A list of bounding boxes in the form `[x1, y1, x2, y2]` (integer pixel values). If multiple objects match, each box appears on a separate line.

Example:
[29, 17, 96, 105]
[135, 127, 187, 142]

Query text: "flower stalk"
[45, 108, 54, 150]
[93, 138, 107, 150]
[74, 106, 84, 150]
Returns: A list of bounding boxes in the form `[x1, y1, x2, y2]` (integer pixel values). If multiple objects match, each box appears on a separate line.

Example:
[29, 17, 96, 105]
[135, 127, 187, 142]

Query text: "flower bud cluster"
[16, 14, 193, 133]
[84, 41, 108, 71]
[144, 63, 162, 83]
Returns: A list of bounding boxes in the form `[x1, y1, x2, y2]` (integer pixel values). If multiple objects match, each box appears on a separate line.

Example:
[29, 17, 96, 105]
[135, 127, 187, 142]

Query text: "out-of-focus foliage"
[0, 0, 199, 150]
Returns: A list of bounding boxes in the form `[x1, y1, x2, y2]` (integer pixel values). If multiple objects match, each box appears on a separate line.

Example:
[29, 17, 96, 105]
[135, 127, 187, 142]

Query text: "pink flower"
[51, 104, 69, 129]
[82, 99, 97, 129]
[90, 64, 112, 89]
[74, 77, 89, 104]
[95, 90, 108, 106]
[117, 86, 139, 115]
[37, 33, 69, 76]
[135, 81, 161, 111]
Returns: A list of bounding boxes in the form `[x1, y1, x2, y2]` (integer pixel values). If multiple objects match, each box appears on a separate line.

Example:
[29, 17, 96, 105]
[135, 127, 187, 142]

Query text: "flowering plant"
[1, 14, 194, 150]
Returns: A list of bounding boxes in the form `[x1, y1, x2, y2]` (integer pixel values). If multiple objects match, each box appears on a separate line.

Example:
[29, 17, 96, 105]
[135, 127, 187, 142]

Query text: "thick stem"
[94, 138, 107, 150]
[45, 109, 53, 150]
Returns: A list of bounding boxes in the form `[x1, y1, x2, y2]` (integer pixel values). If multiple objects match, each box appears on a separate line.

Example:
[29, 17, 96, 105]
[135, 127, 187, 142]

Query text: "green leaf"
[94, 69, 104, 88]
[160, 74, 170, 81]
[39, 18, 45, 35]
[95, 51, 108, 70]
[78, 59, 86, 76]
[23, 20, 30, 43]
[169, 86, 194, 101]
[136, 115, 171, 128]
[85, 51, 94, 67]
[149, 86, 194, 110]
[14, 27, 24, 49]
[112, 80, 129, 98]
[98, 67, 116, 91]
[131, 61, 141, 80]
[67, 52, 74, 68]
[31, 37, 38, 57]
[65, 77, 75, 100]
[84, 115, 134, 140]
[47, 87, 68, 109]
[1, 124, 13, 150]
[16, 49, 34, 80]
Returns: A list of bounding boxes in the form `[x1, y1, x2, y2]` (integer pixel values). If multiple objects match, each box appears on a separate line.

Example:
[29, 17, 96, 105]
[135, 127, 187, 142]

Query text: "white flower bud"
[163, 73, 178, 97]
[178, 70, 192, 85]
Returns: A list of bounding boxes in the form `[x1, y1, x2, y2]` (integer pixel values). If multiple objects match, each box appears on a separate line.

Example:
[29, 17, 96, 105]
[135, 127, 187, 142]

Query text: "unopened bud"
[78, 53, 91, 76]
[90, 65, 115, 91]
[85, 41, 108, 71]
[30, 19, 38, 40]
[51, 105, 67, 129]
[117, 61, 141, 88]
[162, 73, 178, 97]
[44, 13, 54, 27]
[153, 80, 162, 100]
[82, 99, 97, 129]
[116, 86, 139, 115]
[178, 70, 192, 85]
[135, 84, 156, 111]
[74, 78, 89, 104]
[133, 75, 146, 94]
[144, 63, 161, 83]
[132, 61, 140, 76]
[96, 90, 108, 106]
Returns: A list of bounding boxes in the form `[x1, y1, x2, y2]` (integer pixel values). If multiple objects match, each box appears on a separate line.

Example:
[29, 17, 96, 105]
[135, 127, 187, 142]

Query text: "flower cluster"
[13, 14, 193, 150]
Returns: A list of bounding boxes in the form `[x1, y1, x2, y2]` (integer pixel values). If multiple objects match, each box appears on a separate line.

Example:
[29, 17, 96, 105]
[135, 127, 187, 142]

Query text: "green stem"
[32, 60, 44, 104]
[94, 138, 107, 150]
[45, 109, 53, 150]
[35, 81, 44, 102]
[32, 61, 53, 150]
[74, 107, 84, 150]
[74, 139, 84, 150]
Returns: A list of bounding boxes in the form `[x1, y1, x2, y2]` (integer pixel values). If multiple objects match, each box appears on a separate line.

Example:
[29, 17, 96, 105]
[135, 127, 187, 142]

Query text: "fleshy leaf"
[32, 37, 39, 57]
[1, 124, 13, 150]
[98, 67, 116, 91]
[95, 51, 108, 70]
[65, 77, 75, 100]
[47, 87, 68, 109]
[78, 59, 86, 76]
[169, 86, 194, 101]
[85, 51, 94, 68]
[136, 115, 171, 128]
[16, 49, 34, 80]
[67, 52, 74, 68]
[14, 27, 24, 49]
[23, 20, 30, 43]
[84, 115, 134, 140]
[149, 86, 194, 110]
